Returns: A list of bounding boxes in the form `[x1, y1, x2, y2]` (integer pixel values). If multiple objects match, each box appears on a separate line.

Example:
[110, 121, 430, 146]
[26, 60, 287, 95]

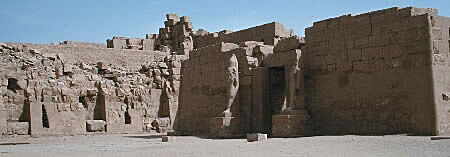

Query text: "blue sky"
[1, 0, 449, 44]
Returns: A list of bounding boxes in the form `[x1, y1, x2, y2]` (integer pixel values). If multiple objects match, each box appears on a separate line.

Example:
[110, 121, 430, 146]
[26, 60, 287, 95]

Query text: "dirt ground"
[0, 134, 449, 157]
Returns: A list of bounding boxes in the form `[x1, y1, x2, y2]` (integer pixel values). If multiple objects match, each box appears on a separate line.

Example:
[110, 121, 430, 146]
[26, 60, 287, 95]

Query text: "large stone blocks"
[106, 106, 143, 134]
[110, 38, 127, 49]
[86, 120, 106, 132]
[304, 7, 438, 135]
[273, 36, 305, 53]
[263, 49, 300, 67]
[193, 22, 293, 48]
[29, 102, 86, 136]
[7, 122, 29, 135]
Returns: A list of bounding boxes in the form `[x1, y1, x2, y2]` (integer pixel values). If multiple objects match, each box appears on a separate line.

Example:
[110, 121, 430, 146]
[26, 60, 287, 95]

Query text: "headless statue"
[220, 54, 239, 117]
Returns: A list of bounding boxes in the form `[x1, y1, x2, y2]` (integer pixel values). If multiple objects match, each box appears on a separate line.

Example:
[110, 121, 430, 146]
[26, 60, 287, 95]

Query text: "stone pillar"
[29, 102, 44, 136]
[0, 101, 6, 135]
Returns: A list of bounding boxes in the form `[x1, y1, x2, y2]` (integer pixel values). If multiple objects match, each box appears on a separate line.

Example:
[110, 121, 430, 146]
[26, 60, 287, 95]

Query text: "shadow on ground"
[124, 135, 165, 139]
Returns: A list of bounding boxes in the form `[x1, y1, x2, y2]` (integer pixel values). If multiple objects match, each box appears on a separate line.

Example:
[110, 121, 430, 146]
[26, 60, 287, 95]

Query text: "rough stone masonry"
[0, 7, 449, 138]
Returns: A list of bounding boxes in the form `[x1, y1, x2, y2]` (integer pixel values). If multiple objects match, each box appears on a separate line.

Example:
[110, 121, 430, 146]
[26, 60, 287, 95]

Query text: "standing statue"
[220, 54, 239, 117]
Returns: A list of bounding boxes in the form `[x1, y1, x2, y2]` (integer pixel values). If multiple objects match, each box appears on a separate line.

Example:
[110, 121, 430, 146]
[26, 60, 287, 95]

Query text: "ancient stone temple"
[0, 7, 449, 138]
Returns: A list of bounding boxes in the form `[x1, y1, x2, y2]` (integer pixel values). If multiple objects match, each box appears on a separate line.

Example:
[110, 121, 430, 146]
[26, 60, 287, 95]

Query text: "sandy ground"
[0, 134, 449, 157]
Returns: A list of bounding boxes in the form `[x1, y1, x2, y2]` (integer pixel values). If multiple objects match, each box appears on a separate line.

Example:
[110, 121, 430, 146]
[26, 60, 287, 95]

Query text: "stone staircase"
[271, 109, 313, 137]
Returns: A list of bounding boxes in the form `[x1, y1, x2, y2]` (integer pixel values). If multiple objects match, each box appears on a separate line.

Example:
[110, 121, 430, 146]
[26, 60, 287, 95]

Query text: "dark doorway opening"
[125, 110, 131, 124]
[78, 96, 88, 109]
[269, 67, 286, 114]
[42, 105, 50, 128]
[265, 66, 286, 135]
[7, 78, 18, 93]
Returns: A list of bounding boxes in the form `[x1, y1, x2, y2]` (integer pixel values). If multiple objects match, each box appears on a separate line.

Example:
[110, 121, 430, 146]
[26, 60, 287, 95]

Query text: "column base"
[272, 110, 313, 137]
[210, 117, 242, 138]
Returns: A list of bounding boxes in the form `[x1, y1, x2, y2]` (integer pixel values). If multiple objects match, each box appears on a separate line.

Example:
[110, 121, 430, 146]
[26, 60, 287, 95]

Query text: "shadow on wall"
[158, 85, 170, 118]
[93, 95, 106, 121]
[172, 59, 187, 134]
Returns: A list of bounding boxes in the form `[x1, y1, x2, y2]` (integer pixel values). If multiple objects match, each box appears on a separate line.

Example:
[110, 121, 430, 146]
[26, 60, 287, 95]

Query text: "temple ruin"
[0, 7, 449, 138]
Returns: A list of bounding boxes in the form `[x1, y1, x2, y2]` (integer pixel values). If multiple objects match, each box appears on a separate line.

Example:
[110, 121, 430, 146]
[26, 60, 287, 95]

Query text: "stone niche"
[29, 102, 86, 136]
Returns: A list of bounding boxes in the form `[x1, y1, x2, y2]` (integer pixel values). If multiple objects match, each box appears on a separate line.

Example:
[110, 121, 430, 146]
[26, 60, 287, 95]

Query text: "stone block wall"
[430, 15, 450, 135]
[304, 7, 436, 135]
[176, 43, 241, 134]
[0, 42, 183, 136]
[3, 7, 450, 138]
[107, 13, 194, 54]
[29, 102, 86, 136]
[176, 42, 263, 135]
[193, 22, 293, 49]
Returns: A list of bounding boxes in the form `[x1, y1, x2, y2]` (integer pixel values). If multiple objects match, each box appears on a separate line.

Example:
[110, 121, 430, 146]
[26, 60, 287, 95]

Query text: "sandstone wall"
[176, 42, 261, 135]
[107, 13, 194, 55]
[430, 15, 450, 135]
[176, 43, 239, 134]
[304, 7, 436, 135]
[193, 22, 293, 49]
[2, 7, 448, 137]
[0, 43, 181, 136]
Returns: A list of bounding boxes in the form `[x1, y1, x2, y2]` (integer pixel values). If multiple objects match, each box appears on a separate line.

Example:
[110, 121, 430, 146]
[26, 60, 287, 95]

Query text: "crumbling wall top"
[307, 7, 438, 32]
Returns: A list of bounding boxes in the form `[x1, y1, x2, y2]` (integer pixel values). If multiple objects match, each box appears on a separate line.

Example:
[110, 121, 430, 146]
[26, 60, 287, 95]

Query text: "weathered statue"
[220, 54, 239, 117]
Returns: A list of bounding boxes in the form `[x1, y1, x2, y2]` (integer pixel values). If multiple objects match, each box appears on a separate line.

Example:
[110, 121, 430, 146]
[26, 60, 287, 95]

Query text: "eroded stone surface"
[86, 120, 106, 132]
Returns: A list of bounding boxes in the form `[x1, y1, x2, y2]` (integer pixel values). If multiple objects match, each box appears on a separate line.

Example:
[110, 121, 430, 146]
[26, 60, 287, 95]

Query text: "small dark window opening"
[125, 110, 131, 124]
[7, 78, 18, 93]
[42, 105, 50, 128]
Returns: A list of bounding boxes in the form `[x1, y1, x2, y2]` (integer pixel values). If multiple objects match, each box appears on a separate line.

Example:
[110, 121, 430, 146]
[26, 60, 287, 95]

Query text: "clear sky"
[1, 0, 449, 44]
